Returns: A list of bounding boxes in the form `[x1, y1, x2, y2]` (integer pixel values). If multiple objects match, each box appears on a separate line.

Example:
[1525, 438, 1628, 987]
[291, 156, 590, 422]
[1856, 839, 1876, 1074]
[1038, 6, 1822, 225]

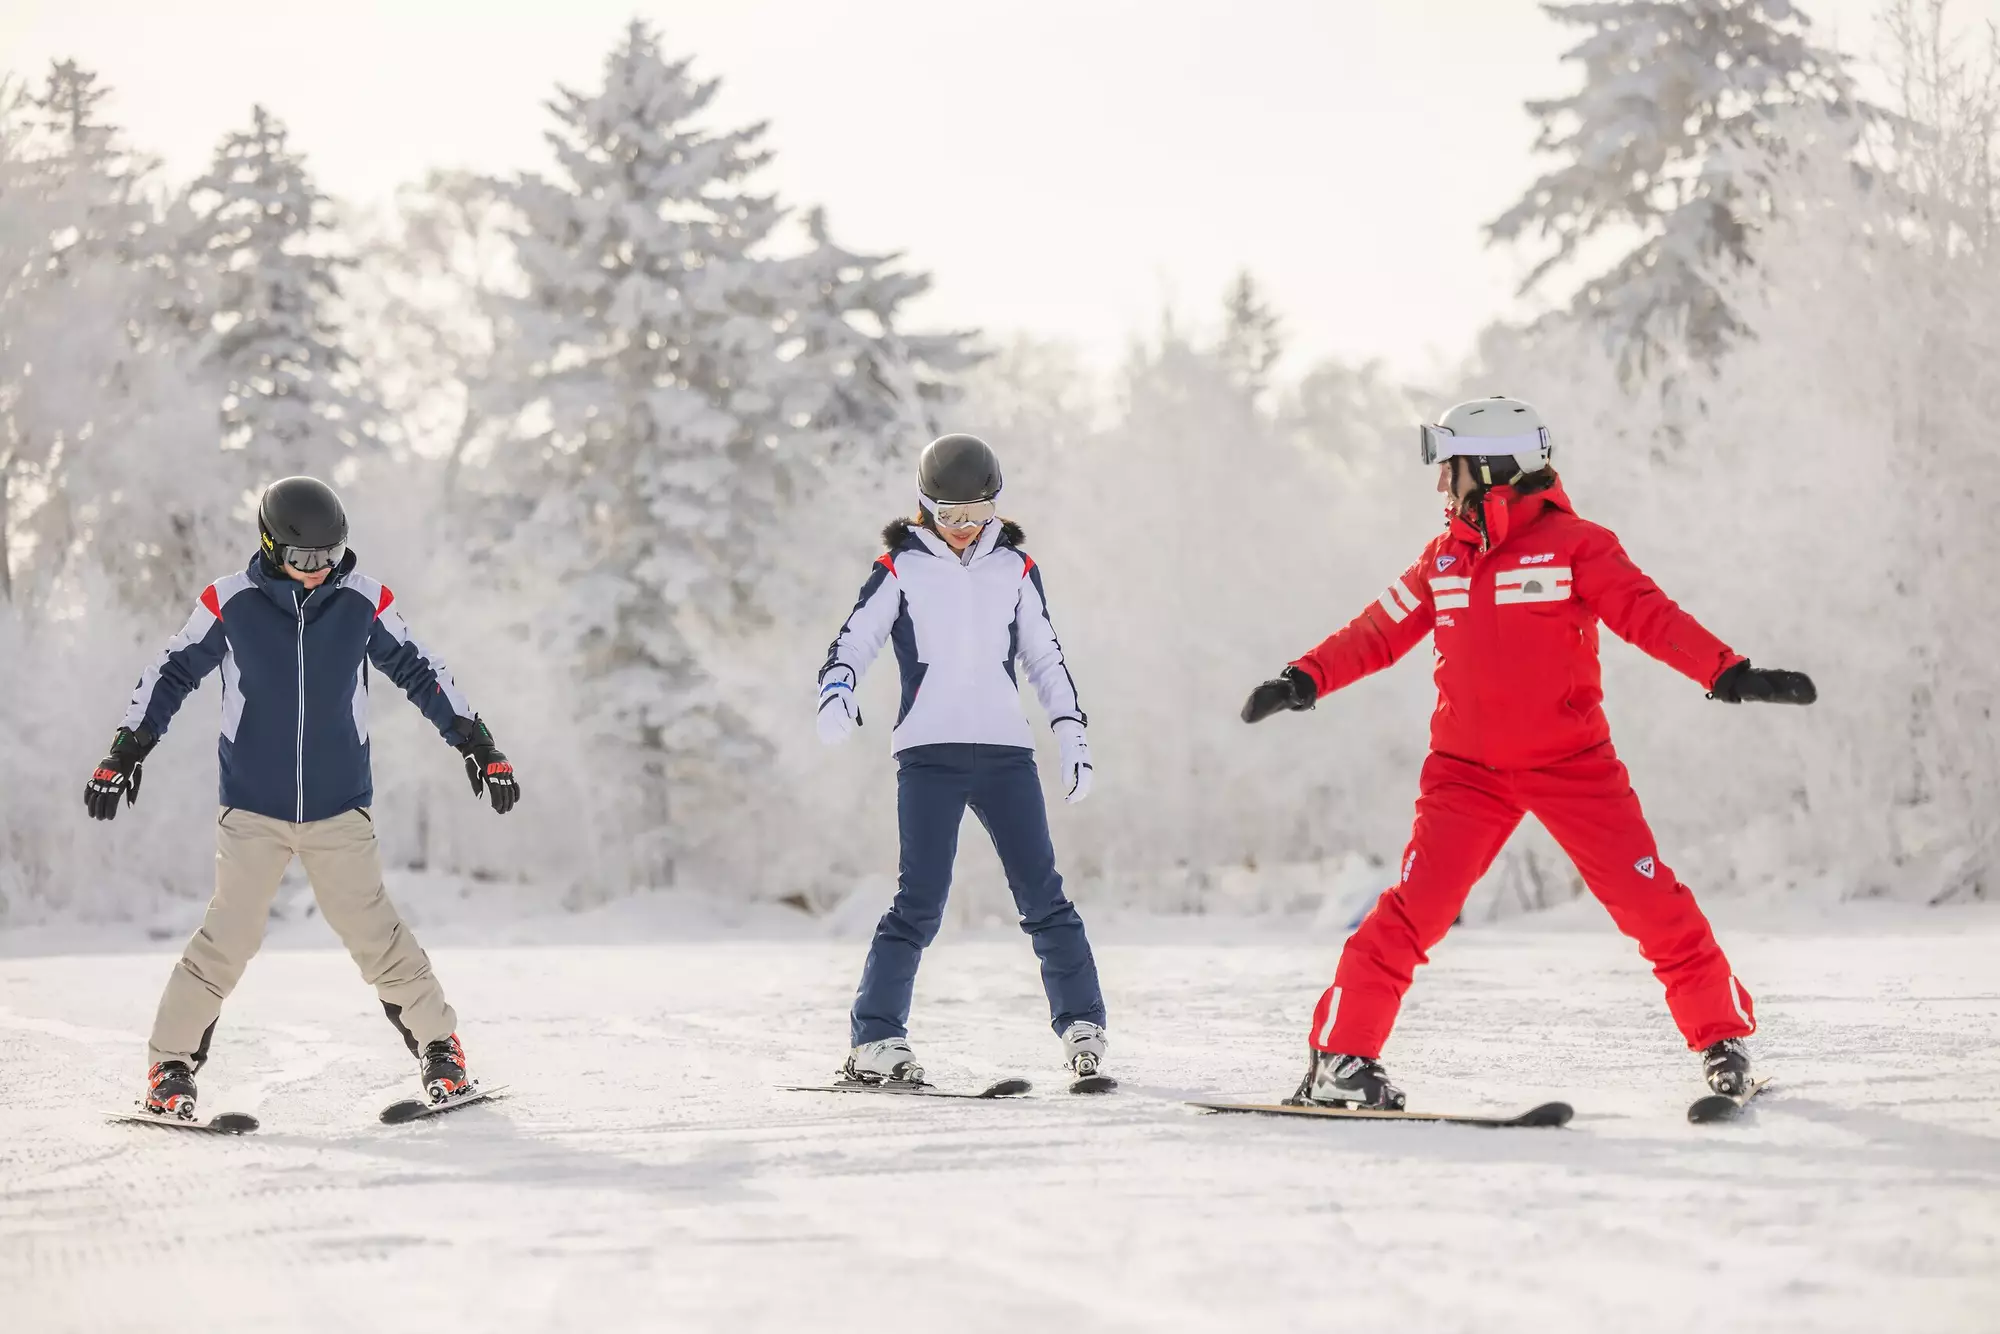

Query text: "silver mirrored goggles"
[1419, 424, 1550, 465]
[926, 498, 997, 530]
[279, 542, 347, 572]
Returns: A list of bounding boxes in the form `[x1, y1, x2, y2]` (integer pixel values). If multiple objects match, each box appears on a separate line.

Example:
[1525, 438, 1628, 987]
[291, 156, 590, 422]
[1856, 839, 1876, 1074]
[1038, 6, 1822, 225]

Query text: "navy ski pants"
[850, 744, 1106, 1046]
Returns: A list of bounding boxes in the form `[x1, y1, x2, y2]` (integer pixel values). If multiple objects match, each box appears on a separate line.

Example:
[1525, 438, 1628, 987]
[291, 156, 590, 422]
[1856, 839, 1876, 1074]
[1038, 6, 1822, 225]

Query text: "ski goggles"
[922, 497, 997, 530]
[1419, 424, 1550, 465]
[274, 540, 347, 572]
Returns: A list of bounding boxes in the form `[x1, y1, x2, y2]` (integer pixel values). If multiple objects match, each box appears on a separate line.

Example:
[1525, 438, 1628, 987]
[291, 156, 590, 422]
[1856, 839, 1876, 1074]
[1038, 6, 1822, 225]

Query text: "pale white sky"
[0, 0, 1973, 378]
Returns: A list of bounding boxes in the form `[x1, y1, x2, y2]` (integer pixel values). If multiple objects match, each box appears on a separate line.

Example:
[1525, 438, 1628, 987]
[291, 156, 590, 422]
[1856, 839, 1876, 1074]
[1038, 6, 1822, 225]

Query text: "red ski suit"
[1293, 479, 1756, 1058]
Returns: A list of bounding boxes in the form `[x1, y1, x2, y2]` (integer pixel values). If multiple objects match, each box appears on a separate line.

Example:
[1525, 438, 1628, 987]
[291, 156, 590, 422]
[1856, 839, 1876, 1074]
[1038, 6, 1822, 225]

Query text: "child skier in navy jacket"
[817, 435, 1109, 1087]
[85, 477, 521, 1120]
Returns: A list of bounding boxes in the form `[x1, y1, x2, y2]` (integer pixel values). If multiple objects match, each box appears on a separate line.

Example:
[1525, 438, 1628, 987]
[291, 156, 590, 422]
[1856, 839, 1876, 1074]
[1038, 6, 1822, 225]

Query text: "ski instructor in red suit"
[1242, 396, 1816, 1111]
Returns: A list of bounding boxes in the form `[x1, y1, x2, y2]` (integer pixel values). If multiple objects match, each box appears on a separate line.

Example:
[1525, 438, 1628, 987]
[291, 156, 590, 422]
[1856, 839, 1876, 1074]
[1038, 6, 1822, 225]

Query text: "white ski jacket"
[818, 519, 1087, 754]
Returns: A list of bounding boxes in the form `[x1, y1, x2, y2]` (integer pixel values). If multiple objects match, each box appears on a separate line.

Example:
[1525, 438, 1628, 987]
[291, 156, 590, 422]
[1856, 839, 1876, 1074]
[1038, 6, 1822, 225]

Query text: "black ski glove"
[84, 727, 157, 821]
[1241, 666, 1319, 724]
[451, 716, 521, 815]
[1709, 660, 1817, 706]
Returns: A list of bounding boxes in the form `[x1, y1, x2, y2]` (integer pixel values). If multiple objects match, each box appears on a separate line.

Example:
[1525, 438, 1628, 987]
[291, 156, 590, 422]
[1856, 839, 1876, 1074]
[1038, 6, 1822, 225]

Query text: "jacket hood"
[882, 518, 1024, 550]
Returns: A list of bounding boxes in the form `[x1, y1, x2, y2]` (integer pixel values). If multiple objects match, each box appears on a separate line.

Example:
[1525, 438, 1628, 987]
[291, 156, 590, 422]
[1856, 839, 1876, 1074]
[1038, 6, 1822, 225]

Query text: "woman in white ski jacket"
[817, 434, 1108, 1087]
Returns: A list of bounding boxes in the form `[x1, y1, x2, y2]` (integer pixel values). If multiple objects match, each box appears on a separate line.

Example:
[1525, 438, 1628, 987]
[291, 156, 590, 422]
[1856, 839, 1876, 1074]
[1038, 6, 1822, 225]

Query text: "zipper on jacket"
[295, 587, 314, 822]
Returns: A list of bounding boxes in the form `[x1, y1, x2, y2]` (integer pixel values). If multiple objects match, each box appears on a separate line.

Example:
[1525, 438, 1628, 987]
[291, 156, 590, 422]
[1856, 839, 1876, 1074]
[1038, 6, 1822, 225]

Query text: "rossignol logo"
[1634, 856, 1656, 879]
[1402, 850, 1417, 882]
[1435, 555, 1457, 572]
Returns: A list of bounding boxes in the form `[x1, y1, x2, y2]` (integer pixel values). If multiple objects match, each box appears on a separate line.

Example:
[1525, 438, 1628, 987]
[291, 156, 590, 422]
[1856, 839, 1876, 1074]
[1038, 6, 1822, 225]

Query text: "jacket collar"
[1447, 479, 1573, 555]
[890, 519, 1006, 565]
[245, 548, 359, 610]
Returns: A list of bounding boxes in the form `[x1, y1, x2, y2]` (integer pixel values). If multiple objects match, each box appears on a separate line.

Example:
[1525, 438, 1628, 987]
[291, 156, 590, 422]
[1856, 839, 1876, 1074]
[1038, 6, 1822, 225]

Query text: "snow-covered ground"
[3, 902, 1998, 1333]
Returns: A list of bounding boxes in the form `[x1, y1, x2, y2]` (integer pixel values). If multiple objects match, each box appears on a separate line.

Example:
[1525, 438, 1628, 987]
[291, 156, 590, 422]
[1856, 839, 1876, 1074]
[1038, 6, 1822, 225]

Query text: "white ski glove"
[817, 682, 860, 746]
[1054, 720, 1093, 804]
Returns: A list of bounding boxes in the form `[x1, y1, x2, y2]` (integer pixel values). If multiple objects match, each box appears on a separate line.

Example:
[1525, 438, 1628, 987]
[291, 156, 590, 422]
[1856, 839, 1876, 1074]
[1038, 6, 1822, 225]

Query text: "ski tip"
[980, 1077, 1034, 1098]
[1516, 1101, 1573, 1128]
[104, 1108, 259, 1134]
[1069, 1074, 1119, 1095]
[1688, 1077, 1771, 1125]
[380, 1085, 505, 1124]
[1686, 1094, 1739, 1124]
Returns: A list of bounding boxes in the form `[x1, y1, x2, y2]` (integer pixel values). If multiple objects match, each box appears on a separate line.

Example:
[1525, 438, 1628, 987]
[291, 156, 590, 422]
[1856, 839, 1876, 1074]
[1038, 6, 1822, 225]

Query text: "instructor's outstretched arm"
[1572, 528, 1815, 704]
[1244, 554, 1438, 723]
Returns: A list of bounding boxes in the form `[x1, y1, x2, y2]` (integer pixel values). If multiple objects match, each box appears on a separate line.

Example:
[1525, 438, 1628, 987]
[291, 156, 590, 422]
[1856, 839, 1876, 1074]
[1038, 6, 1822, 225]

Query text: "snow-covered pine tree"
[1489, 1, 1858, 375]
[180, 105, 369, 484]
[778, 206, 980, 469]
[493, 21, 801, 886]
[754, 204, 981, 587]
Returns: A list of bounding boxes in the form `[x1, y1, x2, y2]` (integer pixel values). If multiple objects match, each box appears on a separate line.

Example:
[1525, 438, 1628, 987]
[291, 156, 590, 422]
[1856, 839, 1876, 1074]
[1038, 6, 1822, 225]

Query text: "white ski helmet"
[1419, 396, 1553, 488]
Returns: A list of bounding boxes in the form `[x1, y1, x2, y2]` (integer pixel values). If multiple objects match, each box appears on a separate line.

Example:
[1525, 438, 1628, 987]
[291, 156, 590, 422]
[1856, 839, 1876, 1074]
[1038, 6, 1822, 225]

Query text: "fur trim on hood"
[882, 518, 1024, 550]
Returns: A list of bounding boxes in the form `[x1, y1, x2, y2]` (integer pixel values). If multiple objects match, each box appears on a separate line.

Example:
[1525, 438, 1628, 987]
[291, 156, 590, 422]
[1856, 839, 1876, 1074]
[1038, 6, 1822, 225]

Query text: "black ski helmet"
[257, 476, 348, 564]
[917, 434, 1002, 504]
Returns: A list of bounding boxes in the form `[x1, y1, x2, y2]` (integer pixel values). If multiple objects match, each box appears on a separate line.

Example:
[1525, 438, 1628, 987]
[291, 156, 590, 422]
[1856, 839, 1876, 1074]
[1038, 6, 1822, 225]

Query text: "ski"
[381, 1083, 508, 1125]
[1688, 1077, 1771, 1125]
[786, 1076, 1032, 1100]
[1188, 1098, 1573, 1128]
[104, 1107, 259, 1135]
[1070, 1074, 1119, 1095]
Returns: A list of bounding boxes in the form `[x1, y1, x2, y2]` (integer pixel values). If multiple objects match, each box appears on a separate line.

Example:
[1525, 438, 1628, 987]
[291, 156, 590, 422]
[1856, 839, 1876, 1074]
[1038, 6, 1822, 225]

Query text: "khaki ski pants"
[147, 807, 456, 1069]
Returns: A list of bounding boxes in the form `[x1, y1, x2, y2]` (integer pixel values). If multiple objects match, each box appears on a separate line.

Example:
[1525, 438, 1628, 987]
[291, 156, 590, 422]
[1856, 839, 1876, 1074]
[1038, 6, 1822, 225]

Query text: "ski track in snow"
[2, 915, 1998, 1333]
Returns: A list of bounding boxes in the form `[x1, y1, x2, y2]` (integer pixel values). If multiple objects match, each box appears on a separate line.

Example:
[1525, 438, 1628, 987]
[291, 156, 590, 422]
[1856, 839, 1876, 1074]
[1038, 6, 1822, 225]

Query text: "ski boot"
[145, 1060, 198, 1120]
[1702, 1038, 1751, 1097]
[844, 1037, 923, 1085]
[1061, 1021, 1108, 1077]
[420, 1034, 471, 1103]
[1288, 1048, 1406, 1110]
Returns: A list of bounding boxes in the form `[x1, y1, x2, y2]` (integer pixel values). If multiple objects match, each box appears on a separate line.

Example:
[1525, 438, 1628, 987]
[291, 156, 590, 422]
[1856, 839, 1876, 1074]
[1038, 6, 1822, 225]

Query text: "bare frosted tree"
[0, 62, 224, 609]
[346, 170, 521, 497]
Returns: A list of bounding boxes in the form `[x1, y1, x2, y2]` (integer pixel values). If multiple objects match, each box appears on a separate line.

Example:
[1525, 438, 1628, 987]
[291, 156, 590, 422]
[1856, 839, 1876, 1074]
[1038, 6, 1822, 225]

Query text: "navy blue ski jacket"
[122, 551, 472, 823]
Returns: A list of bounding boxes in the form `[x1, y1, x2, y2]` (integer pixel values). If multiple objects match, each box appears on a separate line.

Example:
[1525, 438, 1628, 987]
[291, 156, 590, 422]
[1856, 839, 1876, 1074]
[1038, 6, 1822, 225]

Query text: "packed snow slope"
[2, 905, 1997, 1334]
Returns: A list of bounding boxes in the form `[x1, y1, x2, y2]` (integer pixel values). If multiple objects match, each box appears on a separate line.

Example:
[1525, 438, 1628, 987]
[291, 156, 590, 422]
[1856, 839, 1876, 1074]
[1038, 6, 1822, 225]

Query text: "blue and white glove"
[1054, 719, 1093, 804]
[817, 680, 861, 746]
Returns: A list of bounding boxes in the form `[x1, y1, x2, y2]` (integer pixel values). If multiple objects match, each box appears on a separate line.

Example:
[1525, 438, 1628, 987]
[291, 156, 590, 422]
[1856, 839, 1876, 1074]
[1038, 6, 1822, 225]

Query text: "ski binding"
[105, 1106, 259, 1135]
[1688, 1076, 1771, 1125]
[1189, 1098, 1573, 1128]
[786, 1076, 1032, 1099]
[381, 1082, 508, 1125]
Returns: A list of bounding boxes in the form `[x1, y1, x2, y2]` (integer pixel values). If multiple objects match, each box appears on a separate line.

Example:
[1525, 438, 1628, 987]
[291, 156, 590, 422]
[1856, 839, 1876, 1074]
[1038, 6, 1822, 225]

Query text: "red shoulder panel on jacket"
[199, 585, 222, 620]
[375, 585, 395, 618]
[875, 553, 898, 576]
[1019, 553, 1036, 577]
